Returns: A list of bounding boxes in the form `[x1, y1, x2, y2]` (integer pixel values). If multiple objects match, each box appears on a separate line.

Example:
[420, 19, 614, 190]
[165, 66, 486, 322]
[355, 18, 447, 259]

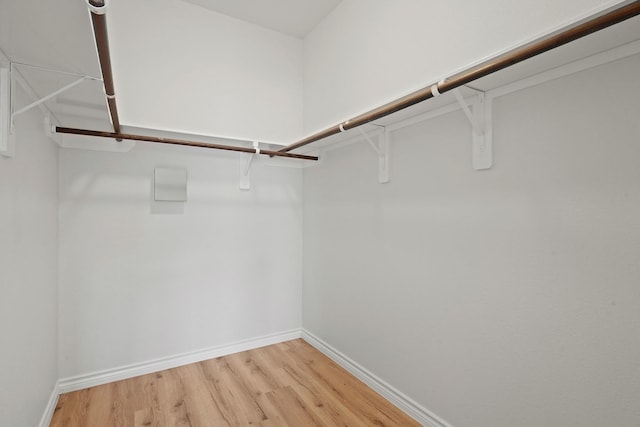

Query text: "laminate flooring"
[50, 338, 421, 426]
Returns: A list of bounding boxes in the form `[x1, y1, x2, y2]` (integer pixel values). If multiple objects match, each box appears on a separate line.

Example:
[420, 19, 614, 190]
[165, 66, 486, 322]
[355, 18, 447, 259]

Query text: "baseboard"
[58, 328, 302, 394]
[301, 329, 454, 427]
[54, 328, 445, 426]
[38, 380, 60, 427]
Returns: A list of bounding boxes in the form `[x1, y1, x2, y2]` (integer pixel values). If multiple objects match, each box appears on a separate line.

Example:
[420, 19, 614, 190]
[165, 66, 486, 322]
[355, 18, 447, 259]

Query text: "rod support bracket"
[44, 116, 63, 147]
[240, 141, 260, 190]
[11, 76, 87, 121]
[0, 64, 12, 157]
[359, 126, 390, 183]
[452, 87, 492, 170]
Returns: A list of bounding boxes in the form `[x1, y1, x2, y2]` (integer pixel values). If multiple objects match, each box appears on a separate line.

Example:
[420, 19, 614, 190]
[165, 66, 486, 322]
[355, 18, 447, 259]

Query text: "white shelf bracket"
[452, 87, 492, 170]
[475, 94, 493, 171]
[44, 115, 63, 147]
[358, 127, 380, 155]
[11, 76, 86, 122]
[0, 64, 12, 157]
[239, 141, 260, 190]
[378, 128, 390, 183]
[359, 126, 390, 183]
[4, 63, 95, 154]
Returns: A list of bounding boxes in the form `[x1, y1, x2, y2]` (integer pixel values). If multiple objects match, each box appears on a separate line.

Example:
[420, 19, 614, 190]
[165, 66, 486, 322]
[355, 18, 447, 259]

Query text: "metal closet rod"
[55, 127, 319, 161]
[88, 0, 121, 134]
[279, 0, 640, 154]
[81, 0, 316, 160]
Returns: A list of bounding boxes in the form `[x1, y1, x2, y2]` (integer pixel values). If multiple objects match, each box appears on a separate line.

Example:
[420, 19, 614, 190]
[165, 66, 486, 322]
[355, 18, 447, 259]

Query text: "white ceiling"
[182, 0, 342, 38]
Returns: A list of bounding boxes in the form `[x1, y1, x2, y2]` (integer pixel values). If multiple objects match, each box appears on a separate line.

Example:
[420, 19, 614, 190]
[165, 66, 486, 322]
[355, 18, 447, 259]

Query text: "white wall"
[0, 91, 59, 426]
[109, 0, 303, 144]
[302, 55, 640, 427]
[303, 0, 629, 134]
[58, 142, 302, 378]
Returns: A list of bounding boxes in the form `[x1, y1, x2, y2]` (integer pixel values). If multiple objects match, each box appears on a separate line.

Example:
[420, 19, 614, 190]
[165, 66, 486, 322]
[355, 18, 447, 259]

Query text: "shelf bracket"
[239, 141, 260, 190]
[0, 65, 12, 157]
[359, 126, 389, 183]
[3, 63, 94, 156]
[11, 76, 87, 124]
[452, 87, 492, 170]
[44, 115, 63, 147]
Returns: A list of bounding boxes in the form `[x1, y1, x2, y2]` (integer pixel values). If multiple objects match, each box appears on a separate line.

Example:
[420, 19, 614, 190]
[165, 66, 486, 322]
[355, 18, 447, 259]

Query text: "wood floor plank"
[289, 339, 421, 426]
[50, 339, 420, 427]
[255, 342, 366, 426]
[279, 340, 394, 426]
[197, 355, 268, 425]
[262, 385, 323, 426]
[224, 348, 281, 396]
[51, 387, 93, 426]
[174, 362, 229, 426]
[133, 372, 168, 427]
[83, 383, 113, 425]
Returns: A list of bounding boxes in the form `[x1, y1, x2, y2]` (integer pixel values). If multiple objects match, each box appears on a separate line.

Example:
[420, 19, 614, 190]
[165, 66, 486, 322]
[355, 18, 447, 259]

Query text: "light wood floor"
[50, 339, 420, 426]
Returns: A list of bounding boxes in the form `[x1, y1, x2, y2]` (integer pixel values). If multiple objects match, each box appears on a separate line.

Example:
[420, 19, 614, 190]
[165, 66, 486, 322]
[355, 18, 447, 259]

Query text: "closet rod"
[279, 0, 640, 154]
[55, 127, 319, 161]
[87, 0, 121, 135]
[81, 0, 314, 160]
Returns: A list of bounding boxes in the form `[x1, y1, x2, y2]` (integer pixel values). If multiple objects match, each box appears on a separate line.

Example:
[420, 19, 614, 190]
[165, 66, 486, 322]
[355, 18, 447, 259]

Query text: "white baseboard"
[301, 329, 454, 427]
[58, 329, 302, 394]
[38, 380, 60, 427]
[52, 328, 447, 427]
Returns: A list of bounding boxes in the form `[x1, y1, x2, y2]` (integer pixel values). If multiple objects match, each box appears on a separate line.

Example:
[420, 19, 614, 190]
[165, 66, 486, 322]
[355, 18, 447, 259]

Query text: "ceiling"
[181, 0, 342, 38]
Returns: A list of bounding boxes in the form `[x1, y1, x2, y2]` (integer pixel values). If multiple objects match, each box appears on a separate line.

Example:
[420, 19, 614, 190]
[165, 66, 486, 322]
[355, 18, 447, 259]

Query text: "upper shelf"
[294, 12, 640, 155]
[2, 0, 639, 156]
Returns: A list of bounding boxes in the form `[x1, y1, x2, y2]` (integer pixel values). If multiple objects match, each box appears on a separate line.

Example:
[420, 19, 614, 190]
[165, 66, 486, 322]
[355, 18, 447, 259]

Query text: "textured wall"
[303, 54, 640, 427]
[59, 143, 303, 378]
[0, 88, 59, 427]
